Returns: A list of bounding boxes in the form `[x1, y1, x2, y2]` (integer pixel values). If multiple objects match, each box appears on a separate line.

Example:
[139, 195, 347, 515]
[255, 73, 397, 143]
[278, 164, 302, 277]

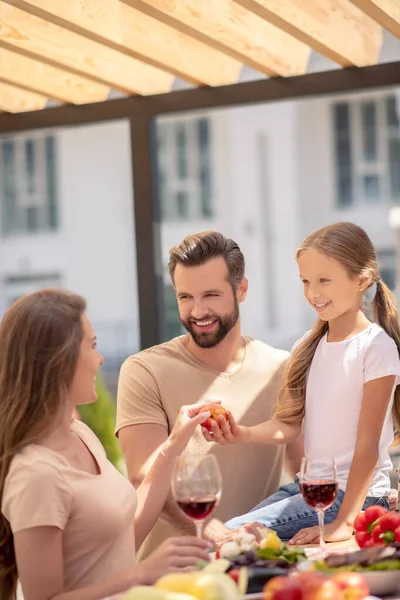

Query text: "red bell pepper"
[372, 512, 400, 546]
[372, 524, 385, 546]
[355, 530, 375, 548]
[354, 505, 389, 548]
[395, 526, 400, 543]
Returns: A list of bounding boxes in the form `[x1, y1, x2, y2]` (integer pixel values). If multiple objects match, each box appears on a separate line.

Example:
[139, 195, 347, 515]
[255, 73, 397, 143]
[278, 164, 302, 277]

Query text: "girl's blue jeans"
[225, 480, 390, 541]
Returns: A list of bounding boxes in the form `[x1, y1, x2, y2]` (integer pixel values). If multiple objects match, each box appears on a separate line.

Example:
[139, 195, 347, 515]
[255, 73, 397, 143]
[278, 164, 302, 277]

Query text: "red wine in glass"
[172, 453, 222, 538]
[300, 480, 338, 510]
[299, 457, 338, 557]
[177, 495, 217, 520]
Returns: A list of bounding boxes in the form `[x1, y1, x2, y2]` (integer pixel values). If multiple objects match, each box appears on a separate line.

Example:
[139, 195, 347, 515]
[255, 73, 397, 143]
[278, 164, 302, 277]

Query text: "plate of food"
[312, 542, 400, 597]
[213, 529, 307, 594]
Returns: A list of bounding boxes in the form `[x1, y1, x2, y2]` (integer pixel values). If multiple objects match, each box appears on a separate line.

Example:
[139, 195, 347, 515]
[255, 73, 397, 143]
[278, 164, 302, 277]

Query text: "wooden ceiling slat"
[234, 0, 382, 67]
[0, 47, 109, 104]
[7, 0, 242, 87]
[1, 3, 174, 95]
[349, 0, 400, 38]
[125, 0, 311, 77]
[0, 79, 47, 112]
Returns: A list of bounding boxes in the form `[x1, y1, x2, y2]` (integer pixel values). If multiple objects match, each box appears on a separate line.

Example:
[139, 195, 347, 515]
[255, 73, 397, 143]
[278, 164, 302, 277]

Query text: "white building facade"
[1, 46, 400, 376]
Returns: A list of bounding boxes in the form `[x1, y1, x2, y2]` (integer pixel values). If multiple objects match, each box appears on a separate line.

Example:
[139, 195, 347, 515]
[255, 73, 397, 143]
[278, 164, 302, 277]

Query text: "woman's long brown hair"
[274, 222, 400, 444]
[0, 289, 86, 599]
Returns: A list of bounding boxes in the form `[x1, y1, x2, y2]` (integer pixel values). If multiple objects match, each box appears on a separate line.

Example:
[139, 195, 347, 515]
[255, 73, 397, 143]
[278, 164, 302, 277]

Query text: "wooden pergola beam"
[349, 0, 400, 38]
[6, 0, 242, 87]
[233, 0, 383, 67]
[0, 79, 47, 112]
[1, 2, 174, 95]
[1, 61, 399, 134]
[125, 0, 311, 77]
[0, 47, 109, 104]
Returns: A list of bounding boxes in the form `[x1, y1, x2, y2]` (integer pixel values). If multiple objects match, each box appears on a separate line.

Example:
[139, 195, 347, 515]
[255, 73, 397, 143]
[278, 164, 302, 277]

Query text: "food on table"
[216, 529, 305, 565]
[199, 403, 229, 432]
[214, 530, 306, 593]
[263, 574, 303, 600]
[371, 511, 400, 546]
[260, 530, 282, 551]
[216, 541, 242, 559]
[155, 572, 240, 600]
[330, 572, 369, 599]
[314, 542, 400, 572]
[216, 531, 258, 558]
[263, 571, 369, 600]
[123, 587, 195, 599]
[216, 531, 306, 568]
[353, 505, 400, 548]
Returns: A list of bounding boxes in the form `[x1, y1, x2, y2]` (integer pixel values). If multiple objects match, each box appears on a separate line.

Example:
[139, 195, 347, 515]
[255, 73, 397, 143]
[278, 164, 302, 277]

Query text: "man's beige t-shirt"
[2, 420, 137, 592]
[116, 336, 288, 557]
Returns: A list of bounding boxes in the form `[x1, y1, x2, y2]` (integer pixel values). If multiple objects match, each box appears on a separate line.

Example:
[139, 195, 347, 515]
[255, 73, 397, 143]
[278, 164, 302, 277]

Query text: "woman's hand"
[201, 411, 250, 445]
[164, 404, 212, 458]
[137, 536, 212, 584]
[288, 521, 353, 545]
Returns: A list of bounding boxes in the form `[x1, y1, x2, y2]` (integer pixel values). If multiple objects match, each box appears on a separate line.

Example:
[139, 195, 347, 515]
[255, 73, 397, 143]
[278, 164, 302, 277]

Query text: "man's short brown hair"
[168, 231, 245, 288]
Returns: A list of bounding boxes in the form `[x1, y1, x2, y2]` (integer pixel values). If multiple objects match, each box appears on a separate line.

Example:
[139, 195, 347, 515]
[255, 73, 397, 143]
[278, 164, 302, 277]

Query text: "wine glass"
[299, 456, 338, 557]
[172, 453, 222, 538]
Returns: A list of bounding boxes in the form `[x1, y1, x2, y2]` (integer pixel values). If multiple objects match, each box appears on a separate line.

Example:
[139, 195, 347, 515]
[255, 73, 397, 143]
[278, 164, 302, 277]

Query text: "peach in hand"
[199, 403, 229, 432]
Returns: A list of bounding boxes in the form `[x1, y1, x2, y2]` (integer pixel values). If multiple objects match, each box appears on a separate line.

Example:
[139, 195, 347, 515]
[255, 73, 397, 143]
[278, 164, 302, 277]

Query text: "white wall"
[58, 120, 138, 327]
[0, 120, 140, 352]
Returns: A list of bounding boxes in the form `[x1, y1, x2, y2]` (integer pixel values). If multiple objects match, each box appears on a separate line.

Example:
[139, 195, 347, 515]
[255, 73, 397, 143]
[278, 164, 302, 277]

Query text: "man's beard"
[181, 297, 239, 349]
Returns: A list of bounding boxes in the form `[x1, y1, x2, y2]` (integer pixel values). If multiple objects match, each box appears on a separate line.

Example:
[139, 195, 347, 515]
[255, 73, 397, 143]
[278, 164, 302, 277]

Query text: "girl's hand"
[288, 521, 353, 545]
[201, 410, 250, 445]
[164, 404, 212, 458]
[137, 536, 212, 584]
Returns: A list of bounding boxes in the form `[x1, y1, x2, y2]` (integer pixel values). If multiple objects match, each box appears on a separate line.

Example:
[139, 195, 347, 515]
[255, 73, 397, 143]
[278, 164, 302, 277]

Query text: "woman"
[0, 290, 212, 600]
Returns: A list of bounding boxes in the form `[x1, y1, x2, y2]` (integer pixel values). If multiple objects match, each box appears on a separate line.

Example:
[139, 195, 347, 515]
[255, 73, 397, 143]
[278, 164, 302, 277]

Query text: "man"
[116, 231, 303, 557]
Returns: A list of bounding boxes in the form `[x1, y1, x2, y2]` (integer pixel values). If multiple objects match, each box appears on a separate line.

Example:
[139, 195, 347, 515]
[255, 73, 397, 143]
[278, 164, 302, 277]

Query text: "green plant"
[77, 375, 124, 471]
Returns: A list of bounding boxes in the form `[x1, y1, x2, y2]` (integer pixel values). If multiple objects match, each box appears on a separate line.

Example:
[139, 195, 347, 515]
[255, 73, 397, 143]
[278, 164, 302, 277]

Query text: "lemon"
[203, 558, 230, 574]
[124, 587, 196, 600]
[189, 573, 240, 600]
[165, 595, 197, 600]
[156, 573, 199, 594]
[259, 531, 281, 550]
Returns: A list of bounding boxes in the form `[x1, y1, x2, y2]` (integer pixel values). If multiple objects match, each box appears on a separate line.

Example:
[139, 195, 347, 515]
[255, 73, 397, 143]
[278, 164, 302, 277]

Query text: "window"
[163, 284, 183, 341]
[0, 135, 58, 235]
[156, 117, 213, 221]
[377, 249, 396, 291]
[333, 95, 400, 208]
[4, 273, 62, 307]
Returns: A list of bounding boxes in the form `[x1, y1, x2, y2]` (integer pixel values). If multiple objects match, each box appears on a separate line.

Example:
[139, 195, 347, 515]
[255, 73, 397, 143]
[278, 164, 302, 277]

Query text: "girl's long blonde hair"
[0, 290, 86, 600]
[274, 222, 400, 443]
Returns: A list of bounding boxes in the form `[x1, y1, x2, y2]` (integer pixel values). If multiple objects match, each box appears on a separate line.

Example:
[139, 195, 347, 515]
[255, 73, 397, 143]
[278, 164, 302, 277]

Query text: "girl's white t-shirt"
[302, 323, 400, 496]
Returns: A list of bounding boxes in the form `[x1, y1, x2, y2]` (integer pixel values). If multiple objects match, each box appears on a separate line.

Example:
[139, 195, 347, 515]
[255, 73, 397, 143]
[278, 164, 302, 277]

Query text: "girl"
[203, 222, 400, 546]
[0, 290, 212, 600]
